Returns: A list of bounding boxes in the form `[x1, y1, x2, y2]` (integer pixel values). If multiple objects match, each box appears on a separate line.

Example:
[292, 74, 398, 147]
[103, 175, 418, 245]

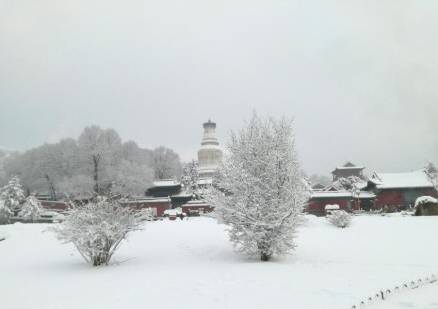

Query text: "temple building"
[197, 120, 223, 179]
[332, 162, 365, 181]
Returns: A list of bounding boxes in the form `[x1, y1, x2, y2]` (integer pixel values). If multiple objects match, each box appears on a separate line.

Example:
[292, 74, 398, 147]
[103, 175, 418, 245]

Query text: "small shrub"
[19, 195, 43, 222]
[415, 196, 438, 216]
[51, 196, 150, 266]
[327, 210, 352, 228]
[0, 199, 13, 225]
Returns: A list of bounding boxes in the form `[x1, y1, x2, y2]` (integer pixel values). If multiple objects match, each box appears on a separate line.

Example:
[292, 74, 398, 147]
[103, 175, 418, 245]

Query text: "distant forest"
[0, 126, 182, 199]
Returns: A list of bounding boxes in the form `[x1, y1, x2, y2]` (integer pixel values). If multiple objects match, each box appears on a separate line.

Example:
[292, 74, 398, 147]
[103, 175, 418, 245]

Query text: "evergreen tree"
[0, 176, 25, 222]
[20, 195, 43, 222]
[182, 160, 200, 198]
[0, 199, 12, 224]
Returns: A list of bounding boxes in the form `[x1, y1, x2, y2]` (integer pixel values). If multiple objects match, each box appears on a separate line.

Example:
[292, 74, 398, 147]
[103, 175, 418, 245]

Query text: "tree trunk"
[261, 252, 271, 261]
[45, 174, 57, 200]
[93, 155, 99, 194]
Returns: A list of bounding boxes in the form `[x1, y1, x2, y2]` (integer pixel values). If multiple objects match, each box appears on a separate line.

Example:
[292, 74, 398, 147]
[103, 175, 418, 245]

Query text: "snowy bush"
[415, 196, 438, 207]
[51, 196, 150, 266]
[415, 196, 438, 216]
[327, 210, 352, 228]
[19, 195, 43, 222]
[0, 176, 25, 223]
[206, 114, 309, 261]
[0, 199, 12, 224]
[181, 160, 200, 197]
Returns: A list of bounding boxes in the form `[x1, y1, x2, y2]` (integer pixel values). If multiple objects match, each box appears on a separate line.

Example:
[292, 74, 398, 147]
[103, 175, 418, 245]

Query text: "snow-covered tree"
[181, 160, 200, 197]
[206, 114, 309, 261]
[108, 160, 153, 197]
[19, 195, 43, 222]
[3, 139, 80, 199]
[327, 210, 352, 228]
[0, 199, 12, 224]
[50, 196, 149, 266]
[3, 126, 180, 200]
[152, 146, 182, 180]
[425, 162, 438, 193]
[78, 126, 123, 195]
[331, 176, 363, 191]
[57, 175, 95, 200]
[0, 176, 25, 215]
[0, 150, 9, 187]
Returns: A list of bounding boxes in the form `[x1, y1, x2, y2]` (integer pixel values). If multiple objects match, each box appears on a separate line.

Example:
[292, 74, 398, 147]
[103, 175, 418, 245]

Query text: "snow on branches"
[0, 199, 12, 224]
[19, 195, 43, 222]
[425, 162, 438, 193]
[0, 176, 25, 223]
[50, 196, 150, 266]
[181, 160, 200, 197]
[206, 114, 309, 261]
[331, 176, 363, 191]
[327, 210, 352, 228]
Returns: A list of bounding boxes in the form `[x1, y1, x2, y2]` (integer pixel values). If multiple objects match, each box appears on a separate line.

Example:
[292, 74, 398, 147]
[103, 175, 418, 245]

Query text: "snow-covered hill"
[0, 215, 437, 309]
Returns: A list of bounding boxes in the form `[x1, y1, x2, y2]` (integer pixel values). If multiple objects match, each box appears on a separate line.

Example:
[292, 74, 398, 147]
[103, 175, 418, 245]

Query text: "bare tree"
[206, 114, 309, 261]
[425, 162, 438, 193]
[78, 126, 122, 194]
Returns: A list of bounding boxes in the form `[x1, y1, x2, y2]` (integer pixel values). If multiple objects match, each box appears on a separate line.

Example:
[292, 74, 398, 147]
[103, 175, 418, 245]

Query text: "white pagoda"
[197, 120, 223, 179]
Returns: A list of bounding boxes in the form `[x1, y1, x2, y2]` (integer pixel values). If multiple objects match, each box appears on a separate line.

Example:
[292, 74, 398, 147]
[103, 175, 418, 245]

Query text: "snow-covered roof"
[332, 162, 364, 172]
[164, 209, 183, 216]
[152, 179, 180, 187]
[198, 178, 213, 185]
[171, 192, 193, 198]
[182, 200, 209, 207]
[325, 204, 340, 210]
[370, 170, 433, 189]
[334, 166, 364, 171]
[311, 191, 353, 199]
[357, 191, 376, 199]
[122, 197, 171, 203]
[311, 191, 375, 199]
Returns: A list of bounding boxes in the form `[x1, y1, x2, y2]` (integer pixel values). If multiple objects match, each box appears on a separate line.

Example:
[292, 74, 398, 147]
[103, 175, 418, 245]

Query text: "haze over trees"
[152, 146, 182, 180]
[1, 126, 182, 199]
[206, 114, 309, 261]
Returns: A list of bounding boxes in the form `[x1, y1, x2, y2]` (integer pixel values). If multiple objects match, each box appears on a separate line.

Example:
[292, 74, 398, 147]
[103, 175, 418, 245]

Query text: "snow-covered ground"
[373, 284, 438, 309]
[1, 215, 437, 309]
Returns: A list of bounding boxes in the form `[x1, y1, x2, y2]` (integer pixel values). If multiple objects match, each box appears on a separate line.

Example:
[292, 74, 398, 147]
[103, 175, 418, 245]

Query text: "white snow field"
[1, 215, 437, 309]
[373, 284, 438, 309]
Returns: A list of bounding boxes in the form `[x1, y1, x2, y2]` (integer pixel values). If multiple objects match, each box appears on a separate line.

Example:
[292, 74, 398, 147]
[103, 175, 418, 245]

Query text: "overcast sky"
[1, 0, 437, 176]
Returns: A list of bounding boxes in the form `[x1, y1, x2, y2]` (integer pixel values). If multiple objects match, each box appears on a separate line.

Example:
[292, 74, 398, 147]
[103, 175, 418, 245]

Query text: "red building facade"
[307, 191, 375, 216]
[121, 198, 171, 217]
[367, 170, 437, 210]
[181, 200, 213, 216]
